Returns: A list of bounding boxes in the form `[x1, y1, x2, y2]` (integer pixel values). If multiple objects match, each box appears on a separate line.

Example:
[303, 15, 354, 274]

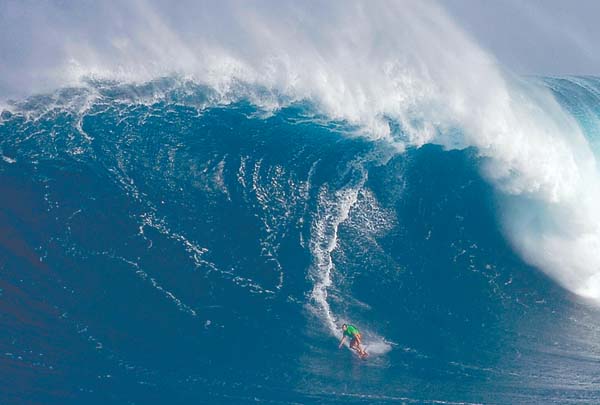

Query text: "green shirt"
[344, 325, 360, 338]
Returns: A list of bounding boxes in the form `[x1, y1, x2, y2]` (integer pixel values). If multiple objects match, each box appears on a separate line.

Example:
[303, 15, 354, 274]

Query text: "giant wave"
[3, 1, 600, 403]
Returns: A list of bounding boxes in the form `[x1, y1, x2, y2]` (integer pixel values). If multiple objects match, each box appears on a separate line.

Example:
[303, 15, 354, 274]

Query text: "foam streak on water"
[309, 185, 360, 336]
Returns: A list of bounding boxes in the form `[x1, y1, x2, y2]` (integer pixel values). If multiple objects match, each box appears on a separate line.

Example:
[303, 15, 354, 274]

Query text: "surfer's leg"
[357, 341, 367, 356]
[351, 339, 365, 356]
[353, 337, 365, 356]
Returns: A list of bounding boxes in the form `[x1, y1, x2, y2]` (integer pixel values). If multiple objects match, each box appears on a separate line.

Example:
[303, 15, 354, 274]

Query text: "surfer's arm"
[338, 336, 346, 348]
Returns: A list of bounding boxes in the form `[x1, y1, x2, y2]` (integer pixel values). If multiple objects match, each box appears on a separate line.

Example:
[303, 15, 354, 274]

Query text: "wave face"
[3, 0, 600, 300]
[2, 77, 600, 404]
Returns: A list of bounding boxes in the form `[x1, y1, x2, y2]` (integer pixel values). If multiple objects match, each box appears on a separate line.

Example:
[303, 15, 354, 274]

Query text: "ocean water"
[2, 75, 600, 404]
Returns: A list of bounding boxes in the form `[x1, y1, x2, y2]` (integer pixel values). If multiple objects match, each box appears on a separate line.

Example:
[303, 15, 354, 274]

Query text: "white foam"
[113, 255, 197, 317]
[306, 167, 391, 354]
[307, 181, 394, 354]
[365, 340, 393, 356]
[1, 154, 16, 164]
[309, 185, 360, 335]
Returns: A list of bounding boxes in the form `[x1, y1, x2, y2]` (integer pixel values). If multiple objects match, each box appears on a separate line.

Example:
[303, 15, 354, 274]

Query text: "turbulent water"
[3, 1, 600, 404]
[1, 76, 600, 404]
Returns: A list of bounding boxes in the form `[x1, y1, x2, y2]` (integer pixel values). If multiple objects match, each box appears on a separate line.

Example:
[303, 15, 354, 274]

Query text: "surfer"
[338, 324, 368, 358]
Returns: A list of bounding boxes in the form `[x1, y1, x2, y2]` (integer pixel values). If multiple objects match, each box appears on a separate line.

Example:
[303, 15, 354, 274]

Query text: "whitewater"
[3, 0, 600, 403]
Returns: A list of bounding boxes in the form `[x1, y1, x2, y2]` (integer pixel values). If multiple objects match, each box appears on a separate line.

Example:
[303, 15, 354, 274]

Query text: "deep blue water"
[2, 78, 600, 404]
